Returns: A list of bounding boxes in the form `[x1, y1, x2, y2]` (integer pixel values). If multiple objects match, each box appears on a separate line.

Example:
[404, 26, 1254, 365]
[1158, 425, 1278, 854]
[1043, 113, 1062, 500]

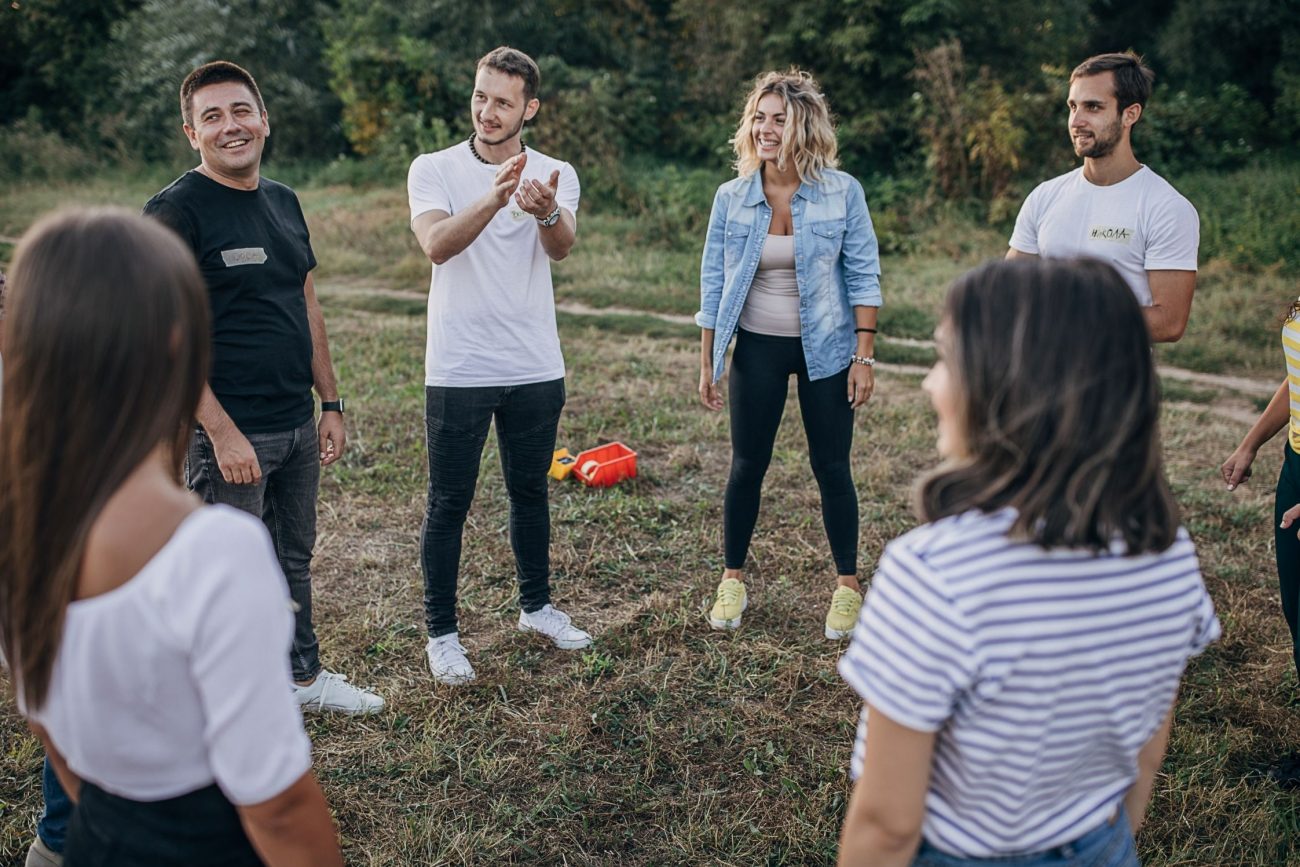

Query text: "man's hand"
[516, 169, 561, 220]
[211, 427, 262, 485]
[319, 412, 346, 466]
[491, 154, 527, 208]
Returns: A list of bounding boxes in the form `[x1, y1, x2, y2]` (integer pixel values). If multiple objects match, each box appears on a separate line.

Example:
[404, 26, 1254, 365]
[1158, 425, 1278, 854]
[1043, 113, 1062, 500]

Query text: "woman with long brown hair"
[837, 258, 1218, 865]
[0, 209, 342, 866]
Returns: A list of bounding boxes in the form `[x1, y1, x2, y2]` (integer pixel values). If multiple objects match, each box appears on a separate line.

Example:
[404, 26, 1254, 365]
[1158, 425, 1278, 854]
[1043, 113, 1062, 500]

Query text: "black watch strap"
[321, 399, 345, 414]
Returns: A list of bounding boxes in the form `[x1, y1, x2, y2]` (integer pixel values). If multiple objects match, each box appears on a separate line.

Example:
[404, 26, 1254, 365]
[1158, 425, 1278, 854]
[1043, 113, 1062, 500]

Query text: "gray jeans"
[186, 416, 321, 681]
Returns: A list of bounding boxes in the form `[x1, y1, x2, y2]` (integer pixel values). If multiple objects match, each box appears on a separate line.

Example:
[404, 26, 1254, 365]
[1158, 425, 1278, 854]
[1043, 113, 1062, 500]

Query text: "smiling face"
[471, 66, 538, 146]
[751, 92, 787, 165]
[183, 81, 268, 185]
[1067, 72, 1129, 159]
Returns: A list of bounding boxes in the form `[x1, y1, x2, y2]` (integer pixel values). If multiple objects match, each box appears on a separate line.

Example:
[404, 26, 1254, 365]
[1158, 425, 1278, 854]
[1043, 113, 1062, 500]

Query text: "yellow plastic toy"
[548, 448, 576, 480]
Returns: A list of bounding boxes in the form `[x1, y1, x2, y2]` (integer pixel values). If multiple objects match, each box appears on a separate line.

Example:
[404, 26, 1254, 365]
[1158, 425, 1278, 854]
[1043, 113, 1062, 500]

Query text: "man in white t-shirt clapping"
[1007, 51, 1199, 343]
[407, 46, 591, 686]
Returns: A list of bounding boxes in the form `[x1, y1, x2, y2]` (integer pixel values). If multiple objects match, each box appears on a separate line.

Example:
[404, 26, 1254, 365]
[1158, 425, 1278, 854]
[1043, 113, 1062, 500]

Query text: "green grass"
[3, 165, 1300, 863]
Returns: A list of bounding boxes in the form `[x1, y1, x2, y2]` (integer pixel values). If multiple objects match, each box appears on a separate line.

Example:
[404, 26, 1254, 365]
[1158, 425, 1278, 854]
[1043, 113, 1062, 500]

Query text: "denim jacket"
[695, 168, 882, 383]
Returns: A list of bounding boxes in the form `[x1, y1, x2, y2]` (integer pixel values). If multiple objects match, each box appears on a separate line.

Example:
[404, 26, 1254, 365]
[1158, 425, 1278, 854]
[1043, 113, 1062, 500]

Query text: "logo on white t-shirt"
[507, 207, 530, 221]
[1088, 225, 1133, 244]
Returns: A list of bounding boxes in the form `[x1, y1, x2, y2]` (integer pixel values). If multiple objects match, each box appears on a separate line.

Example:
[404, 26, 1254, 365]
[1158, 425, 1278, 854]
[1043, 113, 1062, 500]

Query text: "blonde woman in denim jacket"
[696, 69, 882, 638]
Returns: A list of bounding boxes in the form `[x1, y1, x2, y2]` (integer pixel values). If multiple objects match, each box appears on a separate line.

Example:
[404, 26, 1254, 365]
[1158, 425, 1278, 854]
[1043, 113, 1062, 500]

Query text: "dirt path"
[319, 280, 1275, 426]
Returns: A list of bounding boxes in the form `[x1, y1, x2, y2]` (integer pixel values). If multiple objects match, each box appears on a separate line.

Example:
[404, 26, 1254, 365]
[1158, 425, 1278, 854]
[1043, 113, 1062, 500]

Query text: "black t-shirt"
[144, 171, 316, 433]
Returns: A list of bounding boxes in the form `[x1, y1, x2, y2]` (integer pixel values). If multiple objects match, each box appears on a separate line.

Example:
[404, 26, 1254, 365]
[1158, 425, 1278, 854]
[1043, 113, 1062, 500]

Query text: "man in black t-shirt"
[145, 60, 383, 715]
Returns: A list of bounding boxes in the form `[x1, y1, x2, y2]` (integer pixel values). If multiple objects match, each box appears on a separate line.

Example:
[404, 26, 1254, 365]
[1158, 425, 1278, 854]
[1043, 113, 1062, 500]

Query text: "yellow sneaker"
[824, 585, 863, 639]
[708, 578, 748, 630]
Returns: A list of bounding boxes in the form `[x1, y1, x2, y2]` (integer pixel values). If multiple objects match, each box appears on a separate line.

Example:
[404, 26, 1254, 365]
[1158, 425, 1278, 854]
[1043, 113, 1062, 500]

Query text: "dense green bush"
[1141, 85, 1270, 175]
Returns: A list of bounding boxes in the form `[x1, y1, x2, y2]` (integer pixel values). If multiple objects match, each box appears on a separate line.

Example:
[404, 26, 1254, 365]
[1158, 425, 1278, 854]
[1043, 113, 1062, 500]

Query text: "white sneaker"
[293, 669, 384, 715]
[517, 604, 592, 650]
[427, 633, 476, 685]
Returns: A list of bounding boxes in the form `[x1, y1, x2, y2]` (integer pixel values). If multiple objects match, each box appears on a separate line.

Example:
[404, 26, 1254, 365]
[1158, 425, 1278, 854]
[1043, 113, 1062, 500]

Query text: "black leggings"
[1275, 442, 1300, 679]
[724, 329, 858, 575]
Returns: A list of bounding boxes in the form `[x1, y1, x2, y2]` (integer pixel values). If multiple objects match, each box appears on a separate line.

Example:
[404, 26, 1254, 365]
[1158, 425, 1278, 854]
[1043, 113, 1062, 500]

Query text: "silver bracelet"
[850, 355, 875, 367]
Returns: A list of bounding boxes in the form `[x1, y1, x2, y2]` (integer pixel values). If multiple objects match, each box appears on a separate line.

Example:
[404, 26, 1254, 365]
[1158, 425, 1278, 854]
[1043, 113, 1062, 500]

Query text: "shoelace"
[432, 640, 470, 670]
[716, 584, 742, 606]
[831, 591, 859, 615]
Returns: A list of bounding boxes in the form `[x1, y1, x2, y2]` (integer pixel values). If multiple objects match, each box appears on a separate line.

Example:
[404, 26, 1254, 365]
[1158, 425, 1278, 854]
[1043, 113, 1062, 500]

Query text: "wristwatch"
[537, 206, 561, 228]
[321, 399, 346, 414]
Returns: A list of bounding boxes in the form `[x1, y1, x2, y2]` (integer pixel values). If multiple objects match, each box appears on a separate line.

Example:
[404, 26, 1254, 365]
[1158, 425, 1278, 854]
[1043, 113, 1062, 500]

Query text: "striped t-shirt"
[1283, 312, 1300, 453]
[838, 508, 1219, 858]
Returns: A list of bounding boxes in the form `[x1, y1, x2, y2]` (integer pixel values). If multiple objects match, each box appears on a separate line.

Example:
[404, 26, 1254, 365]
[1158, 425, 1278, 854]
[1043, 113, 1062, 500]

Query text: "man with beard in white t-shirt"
[1007, 51, 1199, 343]
[407, 46, 591, 686]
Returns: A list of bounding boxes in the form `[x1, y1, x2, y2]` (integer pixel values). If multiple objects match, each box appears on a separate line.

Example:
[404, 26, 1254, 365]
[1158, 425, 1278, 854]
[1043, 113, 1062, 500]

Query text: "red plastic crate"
[573, 442, 638, 488]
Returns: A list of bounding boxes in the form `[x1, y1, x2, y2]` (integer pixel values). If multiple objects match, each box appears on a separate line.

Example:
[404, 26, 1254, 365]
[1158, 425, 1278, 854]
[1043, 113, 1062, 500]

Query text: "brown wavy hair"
[916, 257, 1178, 554]
[0, 209, 209, 710]
[732, 69, 839, 182]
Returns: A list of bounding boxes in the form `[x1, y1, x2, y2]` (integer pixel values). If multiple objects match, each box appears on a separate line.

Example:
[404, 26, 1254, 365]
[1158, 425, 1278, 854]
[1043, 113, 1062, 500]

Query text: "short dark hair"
[180, 60, 265, 128]
[476, 46, 541, 101]
[916, 257, 1179, 555]
[1070, 51, 1155, 115]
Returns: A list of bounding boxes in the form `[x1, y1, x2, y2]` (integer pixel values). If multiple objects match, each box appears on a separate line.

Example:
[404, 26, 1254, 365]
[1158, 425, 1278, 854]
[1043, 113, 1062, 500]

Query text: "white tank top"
[738, 234, 800, 337]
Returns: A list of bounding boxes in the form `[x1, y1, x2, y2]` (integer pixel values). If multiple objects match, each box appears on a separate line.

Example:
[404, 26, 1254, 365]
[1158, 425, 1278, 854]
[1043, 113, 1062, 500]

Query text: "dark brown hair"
[1070, 51, 1155, 120]
[916, 257, 1179, 554]
[0, 209, 210, 710]
[180, 60, 265, 128]
[477, 46, 541, 101]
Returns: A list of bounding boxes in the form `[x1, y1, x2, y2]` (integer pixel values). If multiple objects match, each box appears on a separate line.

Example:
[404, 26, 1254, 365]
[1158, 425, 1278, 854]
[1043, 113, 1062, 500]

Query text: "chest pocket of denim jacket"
[811, 219, 846, 260]
[723, 225, 751, 270]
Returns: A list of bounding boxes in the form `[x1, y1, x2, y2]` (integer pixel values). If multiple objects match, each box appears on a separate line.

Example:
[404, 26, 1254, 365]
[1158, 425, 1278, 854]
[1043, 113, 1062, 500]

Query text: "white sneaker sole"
[824, 624, 853, 640]
[708, 596, 748, 630]
[517, 622, 592, 650]
[429, 668, 476, 686]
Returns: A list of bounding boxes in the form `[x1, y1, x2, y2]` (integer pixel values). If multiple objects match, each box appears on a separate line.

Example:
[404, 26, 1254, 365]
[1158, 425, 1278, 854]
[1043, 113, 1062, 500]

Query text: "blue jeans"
[421, 379, 565, 638]
[37, 756, 70, 853]
[186, 416, 321, 681]
[912, 808, 1138, 866]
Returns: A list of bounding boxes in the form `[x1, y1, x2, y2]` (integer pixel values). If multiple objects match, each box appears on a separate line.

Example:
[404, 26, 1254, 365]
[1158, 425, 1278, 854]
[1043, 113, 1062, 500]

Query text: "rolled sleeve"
[841, 179, 883, 308]
[696, 189, 727, 330]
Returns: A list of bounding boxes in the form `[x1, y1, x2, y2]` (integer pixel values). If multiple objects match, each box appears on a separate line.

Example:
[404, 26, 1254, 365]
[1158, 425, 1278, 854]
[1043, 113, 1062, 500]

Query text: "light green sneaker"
[824, 585, 863, 639]
[708, 578, 748, 630]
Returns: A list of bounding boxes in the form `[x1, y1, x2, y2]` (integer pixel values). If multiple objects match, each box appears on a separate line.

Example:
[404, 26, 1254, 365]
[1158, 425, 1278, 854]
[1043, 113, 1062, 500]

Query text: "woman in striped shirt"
[838, 258, 1219, 865]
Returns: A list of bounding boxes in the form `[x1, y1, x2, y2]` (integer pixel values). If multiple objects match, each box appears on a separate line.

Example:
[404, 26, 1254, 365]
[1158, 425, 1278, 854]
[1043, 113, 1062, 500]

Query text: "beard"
[1072, 117, 1122, 158]
[475, 111, 526, 146]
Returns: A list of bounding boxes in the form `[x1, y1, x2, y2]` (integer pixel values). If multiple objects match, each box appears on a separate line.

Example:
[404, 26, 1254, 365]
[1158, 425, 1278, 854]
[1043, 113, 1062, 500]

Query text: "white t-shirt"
[23, 506, 312, 806]
[408, 141, 580, 387]
[1009, 165, 1199, 305]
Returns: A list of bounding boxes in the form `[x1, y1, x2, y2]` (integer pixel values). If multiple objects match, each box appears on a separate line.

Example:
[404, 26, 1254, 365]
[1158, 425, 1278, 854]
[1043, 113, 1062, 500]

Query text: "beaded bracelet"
[850, 355, 876, 367]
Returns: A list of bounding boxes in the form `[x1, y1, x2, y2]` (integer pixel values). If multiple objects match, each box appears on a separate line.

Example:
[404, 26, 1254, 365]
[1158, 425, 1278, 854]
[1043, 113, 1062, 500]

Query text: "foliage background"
[2, 0, 1297, 215]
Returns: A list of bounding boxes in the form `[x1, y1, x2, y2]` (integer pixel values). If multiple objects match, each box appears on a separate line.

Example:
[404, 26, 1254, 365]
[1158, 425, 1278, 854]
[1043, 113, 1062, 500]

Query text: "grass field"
[2, 167, 1300, 863]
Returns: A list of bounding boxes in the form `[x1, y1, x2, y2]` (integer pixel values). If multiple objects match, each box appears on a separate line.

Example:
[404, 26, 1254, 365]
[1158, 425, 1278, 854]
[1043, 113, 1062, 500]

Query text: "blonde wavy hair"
[732, 69, 839, 182]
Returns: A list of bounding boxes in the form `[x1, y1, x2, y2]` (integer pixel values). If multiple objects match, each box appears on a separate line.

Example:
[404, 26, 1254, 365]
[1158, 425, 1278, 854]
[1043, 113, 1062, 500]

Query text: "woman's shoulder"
[810, 167, 862, 195]
[714, 174, 753, 200]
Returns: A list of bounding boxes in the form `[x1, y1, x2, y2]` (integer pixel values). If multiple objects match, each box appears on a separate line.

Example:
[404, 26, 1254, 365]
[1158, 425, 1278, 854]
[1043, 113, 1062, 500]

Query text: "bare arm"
[1005, 247, 1038, 260]
[1124, 706, 1174, 834]
[238, 770, 343, 867]
[303, 272, 344, 466]
[31, 724, 80, 804]
[411, 154, 525, 265]
[196, 385, 261, 485]
[848, 306, 879, 409]
[1221, 379, 1290, 489]
[698, 328, 723, 410]
[515, 169, 577, 261]
[837, 704, 935, 866]
[1144, 270, 1196, 343]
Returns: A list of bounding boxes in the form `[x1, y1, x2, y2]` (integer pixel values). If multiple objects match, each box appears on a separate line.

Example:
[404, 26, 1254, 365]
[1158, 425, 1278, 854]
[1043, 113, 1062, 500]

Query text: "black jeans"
[65, 781, 262, 866]
[725, 330, 858, 574]
[1275, 443, 1300, 678]
[422, 378, 566, 638]
[186, 417, 321, 682]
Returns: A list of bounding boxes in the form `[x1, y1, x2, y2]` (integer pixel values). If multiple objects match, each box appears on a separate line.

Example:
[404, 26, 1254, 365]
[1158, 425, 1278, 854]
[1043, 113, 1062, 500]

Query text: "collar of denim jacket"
[741, 170, 824, 207]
